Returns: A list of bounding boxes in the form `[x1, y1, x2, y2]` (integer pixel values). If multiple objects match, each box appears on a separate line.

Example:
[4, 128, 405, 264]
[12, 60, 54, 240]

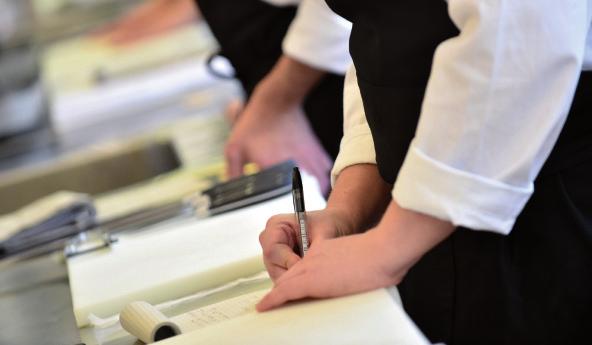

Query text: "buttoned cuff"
[392, 144, 534, 235]
[331, 124, 376, 186]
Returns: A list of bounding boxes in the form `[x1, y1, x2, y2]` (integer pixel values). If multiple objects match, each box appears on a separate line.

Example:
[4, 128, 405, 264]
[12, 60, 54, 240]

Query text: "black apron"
[326, 1, 592, 344]
[196, 0, 344, 159]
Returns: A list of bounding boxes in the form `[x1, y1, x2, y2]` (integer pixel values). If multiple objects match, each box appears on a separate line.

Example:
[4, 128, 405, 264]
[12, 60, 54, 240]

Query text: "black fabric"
[326, 1, 592, 343]
[327, 0, 458, 183]
[196, 0, 343, 158]
[399, 73, 592, 344]
[302, 74, 344, 158]
[197, 0, 296, 97]
[399, 148, 592, 344]
[540, 73, 592, 176]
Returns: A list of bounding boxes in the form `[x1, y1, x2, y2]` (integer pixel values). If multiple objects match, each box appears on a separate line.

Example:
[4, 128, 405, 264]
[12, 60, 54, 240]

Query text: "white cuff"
[282, 0, 351, 74]
[331, 124, 376, 186]
[392, 144, 534, 235]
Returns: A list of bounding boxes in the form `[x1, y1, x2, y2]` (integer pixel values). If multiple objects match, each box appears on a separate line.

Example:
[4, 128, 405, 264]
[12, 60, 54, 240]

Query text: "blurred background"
[0, 0, 241, 216]
[0, 2, 337, 344]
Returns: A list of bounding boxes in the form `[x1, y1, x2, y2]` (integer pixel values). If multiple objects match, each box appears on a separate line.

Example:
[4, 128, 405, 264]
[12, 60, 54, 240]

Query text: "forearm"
[326, 164, 392, 236]
[248, 55, 325, 114]
[372, 201, 454, 281]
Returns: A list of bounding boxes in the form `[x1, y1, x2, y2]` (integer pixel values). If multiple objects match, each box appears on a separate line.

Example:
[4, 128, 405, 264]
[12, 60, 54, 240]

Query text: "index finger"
[256, 264, 312, 311]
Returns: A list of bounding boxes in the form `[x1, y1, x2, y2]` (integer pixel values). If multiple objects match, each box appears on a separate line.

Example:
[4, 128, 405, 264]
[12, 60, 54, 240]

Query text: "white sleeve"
[282, 0, 352, 74]
[331, 64, 376, 185]
[392, 0, 592, 234]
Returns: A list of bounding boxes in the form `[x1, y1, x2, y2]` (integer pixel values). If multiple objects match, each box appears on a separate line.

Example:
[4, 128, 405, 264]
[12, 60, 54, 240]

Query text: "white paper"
[156, 289, 429, 345]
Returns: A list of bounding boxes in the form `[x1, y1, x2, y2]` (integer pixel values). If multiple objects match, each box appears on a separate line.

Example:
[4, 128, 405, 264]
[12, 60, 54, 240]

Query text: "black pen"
[291, 167, 309, 257]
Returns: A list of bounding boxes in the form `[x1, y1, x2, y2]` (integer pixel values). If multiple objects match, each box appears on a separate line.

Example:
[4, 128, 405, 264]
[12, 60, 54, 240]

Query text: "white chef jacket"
[262, 0, 352, 74]
[332, 0, 592, 235]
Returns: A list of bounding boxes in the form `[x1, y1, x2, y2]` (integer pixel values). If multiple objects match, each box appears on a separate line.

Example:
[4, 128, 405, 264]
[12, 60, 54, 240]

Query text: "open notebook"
[119, 288, 429, 345]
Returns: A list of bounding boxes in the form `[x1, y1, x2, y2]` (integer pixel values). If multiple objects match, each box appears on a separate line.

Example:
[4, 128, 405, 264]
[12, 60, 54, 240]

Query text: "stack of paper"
[41, 23, 237, 134]
[42, 23, 216, 92]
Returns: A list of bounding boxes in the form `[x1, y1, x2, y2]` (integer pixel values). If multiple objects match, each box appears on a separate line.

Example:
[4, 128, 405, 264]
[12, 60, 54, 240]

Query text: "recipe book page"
[155, 289, 429, 345]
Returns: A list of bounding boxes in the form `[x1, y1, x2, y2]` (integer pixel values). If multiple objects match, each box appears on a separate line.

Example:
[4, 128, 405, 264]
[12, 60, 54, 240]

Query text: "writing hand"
[257, 201, 455, 312]
[257, 230, 400, 311]
[259, 209, 354, 281]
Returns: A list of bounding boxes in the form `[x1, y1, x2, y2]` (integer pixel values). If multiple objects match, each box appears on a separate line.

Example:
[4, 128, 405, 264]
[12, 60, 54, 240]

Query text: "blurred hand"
[224, 104, 332, 193]
[223, 55, 332, 192]
[95, 0, 199, 45]
[224, 99, 244, 125]
[258, 209, 354, 281]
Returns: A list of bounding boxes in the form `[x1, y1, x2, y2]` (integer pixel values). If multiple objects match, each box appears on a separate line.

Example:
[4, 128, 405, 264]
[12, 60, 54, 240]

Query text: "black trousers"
[399, 74, 592, 344]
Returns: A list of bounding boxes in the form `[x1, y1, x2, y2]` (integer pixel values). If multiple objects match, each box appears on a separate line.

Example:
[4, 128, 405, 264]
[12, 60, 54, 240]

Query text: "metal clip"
[64, 230, 117, 258]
